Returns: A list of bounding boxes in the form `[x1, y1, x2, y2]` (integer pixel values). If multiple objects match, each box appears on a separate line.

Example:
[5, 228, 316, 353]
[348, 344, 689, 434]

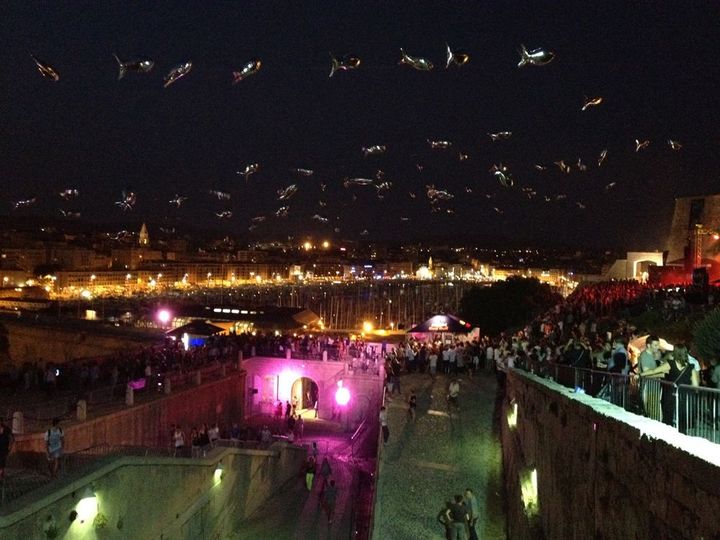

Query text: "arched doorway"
[634, 260, 658, 281]
[291, 377, 319, 416]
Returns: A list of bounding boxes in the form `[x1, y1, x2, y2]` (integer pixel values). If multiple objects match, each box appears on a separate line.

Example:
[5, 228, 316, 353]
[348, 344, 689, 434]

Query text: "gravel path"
[373, 371, 506, 540]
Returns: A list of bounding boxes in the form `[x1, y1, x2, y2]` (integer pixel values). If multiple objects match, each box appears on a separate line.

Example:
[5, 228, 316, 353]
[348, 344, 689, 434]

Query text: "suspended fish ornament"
[517, 44, 555, 67]
[329, 53, 361, 77]
[164, 61, 192, 88]
[232, 58, 261, 84]
[399, 48, 433, 71]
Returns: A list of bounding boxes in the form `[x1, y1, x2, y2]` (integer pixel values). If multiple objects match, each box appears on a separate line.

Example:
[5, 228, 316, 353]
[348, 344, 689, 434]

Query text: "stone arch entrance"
[291, 376, 319, 416]
[634, 260, 659, 281]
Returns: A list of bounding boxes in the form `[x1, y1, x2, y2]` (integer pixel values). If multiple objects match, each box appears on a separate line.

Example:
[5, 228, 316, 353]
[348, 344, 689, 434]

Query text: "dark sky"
[2, 1, 720, 249]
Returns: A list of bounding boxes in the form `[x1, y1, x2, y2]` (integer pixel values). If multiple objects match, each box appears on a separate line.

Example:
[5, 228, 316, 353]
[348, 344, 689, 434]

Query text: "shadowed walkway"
[374, 371, 506, 540]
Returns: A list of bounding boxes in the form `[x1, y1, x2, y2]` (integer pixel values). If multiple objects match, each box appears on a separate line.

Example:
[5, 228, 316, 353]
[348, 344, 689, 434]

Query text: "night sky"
[2, 1, 720, 249]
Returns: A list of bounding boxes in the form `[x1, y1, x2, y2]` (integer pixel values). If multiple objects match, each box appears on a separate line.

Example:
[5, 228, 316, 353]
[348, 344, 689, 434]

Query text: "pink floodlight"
[335, 387, 350, 406]
[157, 309, 172, 324]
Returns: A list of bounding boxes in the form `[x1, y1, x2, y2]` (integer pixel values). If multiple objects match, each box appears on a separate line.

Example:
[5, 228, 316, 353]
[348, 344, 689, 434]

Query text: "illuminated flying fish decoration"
[577, 158, 587, 172]
[581, 96, 603, 111]
[445, 43, 470, 68]
[169, 194, 188, 207]
[113, 54, 154, 80]
[164, 61, 192, 88]
[488, 131, 512, 141]
[428, 139, 452, 149]
[250, 216, 266, 223]
[277, 184, 298, 200]
[554, 160, 571, 174]
[490, 164, 513, 188]
[209, 190, 231, 200]
[13, 197, 37, 209]
[343, 177, 375, 188]
[238, 163, 259, 182]
[329, 53, 361, 77]
[598, 149, 608, 167]
[215, 211, 233, 219]
[291, 168, 314, 177]
[275, 206, 290, 218]
[30, 54, 60, 81]
[635, 139, 650, 152]
[668, 140, 682, 150]
[399, 48, 433, 71]
[426, 185, 454, 200]
[517, 44, 555, 67]
[362, 145, 386, 157]
[312, 214, 329, 223]
[232, 59, 261, 84]
[115, 190, 137, 211]
[59, 188, 79, 200]
[60, 209, 81, 219]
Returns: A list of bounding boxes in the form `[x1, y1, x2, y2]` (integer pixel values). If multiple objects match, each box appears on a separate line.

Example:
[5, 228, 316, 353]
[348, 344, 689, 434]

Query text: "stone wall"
[502, 369, 720, 539]
[13, 370, 246, 453]
[0, 444, 307, 539]
[2, 318, 159, 365]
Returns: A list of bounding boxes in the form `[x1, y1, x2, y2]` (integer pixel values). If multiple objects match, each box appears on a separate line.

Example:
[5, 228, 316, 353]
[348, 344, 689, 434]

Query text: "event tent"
[407, 313, 472, 334]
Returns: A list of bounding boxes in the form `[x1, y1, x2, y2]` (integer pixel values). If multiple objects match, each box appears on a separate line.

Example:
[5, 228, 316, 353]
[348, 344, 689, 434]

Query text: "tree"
[692, 307, 720, 361]
[459, 277, 561, 336]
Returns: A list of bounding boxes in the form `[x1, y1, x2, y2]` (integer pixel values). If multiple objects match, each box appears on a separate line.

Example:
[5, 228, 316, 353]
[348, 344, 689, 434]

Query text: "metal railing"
[526, 363, 720, 445]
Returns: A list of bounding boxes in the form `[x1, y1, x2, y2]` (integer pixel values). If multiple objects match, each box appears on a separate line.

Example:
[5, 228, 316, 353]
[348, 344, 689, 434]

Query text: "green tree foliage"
[459, 277, 561, 336]
[692, 307, 720, 361]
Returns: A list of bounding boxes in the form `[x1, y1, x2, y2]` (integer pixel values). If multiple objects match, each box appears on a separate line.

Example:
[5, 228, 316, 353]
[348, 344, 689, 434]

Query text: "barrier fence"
[527, 362, 720, 444]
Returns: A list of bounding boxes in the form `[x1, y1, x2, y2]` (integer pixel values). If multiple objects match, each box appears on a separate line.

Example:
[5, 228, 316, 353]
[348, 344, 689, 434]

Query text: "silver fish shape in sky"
[30, 55, 59, 81]
[275, 206, 290, 218]
[598, 149, 608, 167]
[291, 168, 314, 177]
[209, 190, 231, 200]
[238, 163, 259, 182]
[169, 194, 188, 207]
[581, 96, 603, 111]
[215, 211, 233, 219]
[554, 160, 571, 174]
[577, 158, 587, 172]
[668, 139, 682, 150]
[232, 59, 262, 84]
[329, 53, 361, 78]
[164, 61, 192, 88]
[445, 43, 470, 68]
[493, 207, 504, 214]
[343, 177, 375, 188]
[277, 184, 298, 200]
[59, 188, 79, 200]
[14, 197, 37, 209]
[534, 164, 547, 171]
[426, 185, 454, 200]
[318, 200, 327, 207]
[428, 139, 452, 149]
[490, 164, 513, 188]
[115, 190, 137, 211]
[113, 54, 154, 80]
[362, 145, 386, 157]
[605, 182, 617, 191]
[517, 44, 555, 67]
[360, 229, 369, 236]
[576, 202, 586, 210]
[399, 48, 434, 71]
[635, 139, 650, 152]
[458, 152, 469, 161]
[376, 181, 393, 198]
[488, 131, 512, 141]
[312, 214, 329, 223]
[59, 209, 81, 219]
[250, 216, 266, 223]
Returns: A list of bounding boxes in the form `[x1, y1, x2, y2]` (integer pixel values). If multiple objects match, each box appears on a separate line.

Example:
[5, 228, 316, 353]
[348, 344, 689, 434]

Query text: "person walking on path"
[44, 418, 64, 478]
[445, 494, 469, 540]
[318, 457, 332, 493]
[305, 456, 316, 491]
[447, 379, 461, 411]
[0, 419, 13, 481]
[464, 488, 480, 540]
[408, 390, 417, 420]
[172, 425, 185, 457]
[379, 406, 389, 444]
[322, 479, 338, 524]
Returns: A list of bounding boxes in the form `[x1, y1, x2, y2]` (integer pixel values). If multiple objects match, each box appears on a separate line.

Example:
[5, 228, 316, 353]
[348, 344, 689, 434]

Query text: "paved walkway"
[231, 434, 372, 540]
[374, 371, 506, 540]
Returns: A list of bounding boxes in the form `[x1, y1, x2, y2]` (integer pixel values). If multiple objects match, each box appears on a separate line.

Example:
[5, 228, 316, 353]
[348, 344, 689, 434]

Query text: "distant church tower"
[139, 223, 149, 246]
